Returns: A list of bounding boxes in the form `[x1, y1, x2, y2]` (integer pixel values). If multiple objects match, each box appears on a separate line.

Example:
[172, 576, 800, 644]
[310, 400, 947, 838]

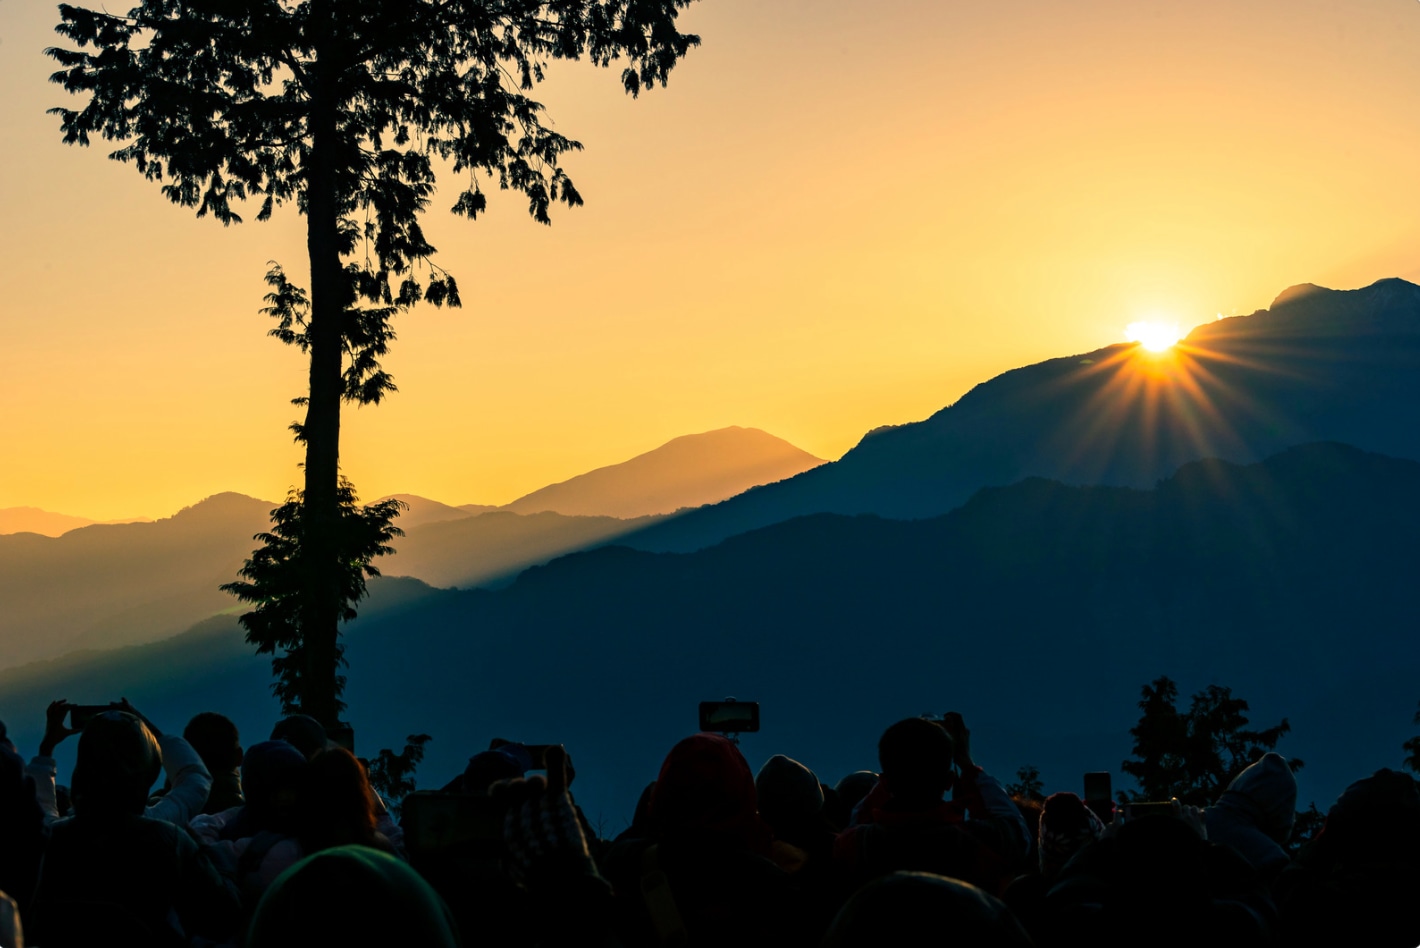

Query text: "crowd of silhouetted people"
[0, 700, 1417, 947]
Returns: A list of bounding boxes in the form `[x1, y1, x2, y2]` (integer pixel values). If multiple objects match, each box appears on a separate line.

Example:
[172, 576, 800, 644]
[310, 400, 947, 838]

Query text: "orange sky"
[4, 0, 1420, 520]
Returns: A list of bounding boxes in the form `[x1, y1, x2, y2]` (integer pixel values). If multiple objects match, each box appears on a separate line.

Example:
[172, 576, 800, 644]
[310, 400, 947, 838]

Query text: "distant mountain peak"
[1270, 282, 1331, 308]
[503, 427, 826, 519]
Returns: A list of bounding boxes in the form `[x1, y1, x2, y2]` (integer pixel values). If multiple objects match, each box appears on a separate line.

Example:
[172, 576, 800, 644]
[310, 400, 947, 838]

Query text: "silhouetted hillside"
[626, 278, 1420, 552]
[0, 493, 275, 669]
[503, 427, 825, 518]
[6, 444, 1414, 825]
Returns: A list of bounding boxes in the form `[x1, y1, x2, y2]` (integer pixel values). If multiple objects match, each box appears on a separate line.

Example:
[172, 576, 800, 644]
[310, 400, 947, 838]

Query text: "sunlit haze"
[6, 0, 1420, 519]
[1125, 321, 1184, 352]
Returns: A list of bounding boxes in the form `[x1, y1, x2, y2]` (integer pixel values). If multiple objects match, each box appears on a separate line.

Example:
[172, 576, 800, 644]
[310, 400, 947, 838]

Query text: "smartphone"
[1124, 800, 1178, 820]
[1083, 772, 1112, 803]
[67, 704, 115, 731]
[401, 791, 507, 855]
[699, 700, 760, 733]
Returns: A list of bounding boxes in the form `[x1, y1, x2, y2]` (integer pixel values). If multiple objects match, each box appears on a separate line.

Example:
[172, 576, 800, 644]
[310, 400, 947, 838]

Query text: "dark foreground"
[1, 699, 1416, 948]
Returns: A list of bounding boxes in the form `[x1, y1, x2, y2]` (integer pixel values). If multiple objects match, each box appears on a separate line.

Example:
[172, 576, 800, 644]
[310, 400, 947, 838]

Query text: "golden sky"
[4, 0, 1420, 520]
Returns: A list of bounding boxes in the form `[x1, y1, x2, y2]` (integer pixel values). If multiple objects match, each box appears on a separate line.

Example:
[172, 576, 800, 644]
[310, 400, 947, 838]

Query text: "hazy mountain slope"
[0, 493, 275, 669]
[8, 444, 1412, 825]
[624, 278, 1420, 553]
[0, 576, 447, 784]
[502, 427, 825, 519]
[0, 508, 149, 537]
[377, 494, 479, 530]
[383, 510, 664, 589]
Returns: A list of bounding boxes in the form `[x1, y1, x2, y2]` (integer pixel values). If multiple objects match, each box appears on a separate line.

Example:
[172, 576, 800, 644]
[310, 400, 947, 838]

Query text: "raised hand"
[493, 745, 595, 885]
[39, 699, 77, 757]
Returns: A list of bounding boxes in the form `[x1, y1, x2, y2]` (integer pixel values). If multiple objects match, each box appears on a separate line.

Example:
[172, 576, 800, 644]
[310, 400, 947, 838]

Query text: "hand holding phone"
[939, 712, 974, 771]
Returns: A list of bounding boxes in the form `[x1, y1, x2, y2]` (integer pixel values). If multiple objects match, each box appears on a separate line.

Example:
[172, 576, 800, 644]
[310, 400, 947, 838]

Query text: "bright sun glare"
[1125, 321, 1183, 352]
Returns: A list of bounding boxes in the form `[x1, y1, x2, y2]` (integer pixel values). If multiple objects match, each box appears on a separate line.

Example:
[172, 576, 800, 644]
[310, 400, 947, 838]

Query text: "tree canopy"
[1121, 676, 1301, 806]
[49, 0, 700, 724]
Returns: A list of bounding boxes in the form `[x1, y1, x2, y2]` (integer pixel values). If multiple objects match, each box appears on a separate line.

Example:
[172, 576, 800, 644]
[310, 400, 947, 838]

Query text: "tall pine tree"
[49, 0, 699, 724]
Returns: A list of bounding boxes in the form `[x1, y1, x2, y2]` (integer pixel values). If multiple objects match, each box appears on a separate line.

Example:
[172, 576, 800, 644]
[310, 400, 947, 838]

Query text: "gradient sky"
[4, 0, 1420, 520]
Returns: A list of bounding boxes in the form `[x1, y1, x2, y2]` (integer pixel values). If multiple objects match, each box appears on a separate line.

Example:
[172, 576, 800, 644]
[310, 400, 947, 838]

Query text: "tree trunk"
[300, 60, 346, 729]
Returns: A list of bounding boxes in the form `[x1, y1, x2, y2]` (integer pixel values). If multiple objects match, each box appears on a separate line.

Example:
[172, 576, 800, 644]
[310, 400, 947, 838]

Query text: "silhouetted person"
[834, 716, 1028, 894]
[756, 754, 836, 865]
[191, 740, 308, 907]
[1276, 768, 1420, 948]
[29, 711, 239, 947]
[0, 746, 46, 916]
[297, 747, 399, 857]
[828, 770, 878, 829]
[1001, 791, 1103, 939]
[1042, 803, 1271, 948]
[606, 734, 808, 947]
[183, 711, 244, 814]
[27, 699, 212, 827]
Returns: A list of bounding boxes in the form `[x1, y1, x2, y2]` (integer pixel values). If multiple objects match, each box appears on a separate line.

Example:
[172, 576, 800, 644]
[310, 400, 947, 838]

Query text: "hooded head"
[70, 711, 162, 819]
[270, 715, 329, 760]
[248, 845, 459, 948]
[240, 740, 308, 833]
[756, 754, 824, 826]
[651, 734, 771, 854]
[1038, 792, 1105, 876]
[1216, 752, 1297, 844]
[822, 871, 1033, 948]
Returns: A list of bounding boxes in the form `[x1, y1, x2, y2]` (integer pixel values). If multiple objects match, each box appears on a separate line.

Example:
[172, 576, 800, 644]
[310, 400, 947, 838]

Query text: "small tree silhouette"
[1005, 765, 1045, 803]
[222, 484, 403, 716]
[1121, 676, 1301, 806]
[368, 733, 433, 820]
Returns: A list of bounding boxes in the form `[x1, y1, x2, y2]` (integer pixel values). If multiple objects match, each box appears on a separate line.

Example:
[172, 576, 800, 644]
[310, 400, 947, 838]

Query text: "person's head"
[1217, 752, 1297, 844]
[755, 754, 825, 828]
[878, 718, 955, 809]
[1322, 768, 1420, 863]
[834, 771, 880, 812]
[270, 714, 329, 760]
[185, 712, 243, 773]
[0, 719, 15, 755]
[651, 734, 771, 854]
[460, 749, 525, 795]
[241, 740, 308, 833]
[297, 747, 379, 853]
[247, 845, 458, 948]
[1038, 792, 1104, 877]
[822, 872, 1034, 947]
[70, 710, 162, 819]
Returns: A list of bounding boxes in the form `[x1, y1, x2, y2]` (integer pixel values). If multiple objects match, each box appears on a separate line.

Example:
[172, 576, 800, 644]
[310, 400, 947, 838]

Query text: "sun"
[1125, 320, 1183, 352]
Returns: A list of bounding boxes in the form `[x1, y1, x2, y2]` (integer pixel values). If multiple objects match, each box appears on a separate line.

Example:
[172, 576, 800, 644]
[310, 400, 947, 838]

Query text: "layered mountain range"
[0, 427, 823, 667]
